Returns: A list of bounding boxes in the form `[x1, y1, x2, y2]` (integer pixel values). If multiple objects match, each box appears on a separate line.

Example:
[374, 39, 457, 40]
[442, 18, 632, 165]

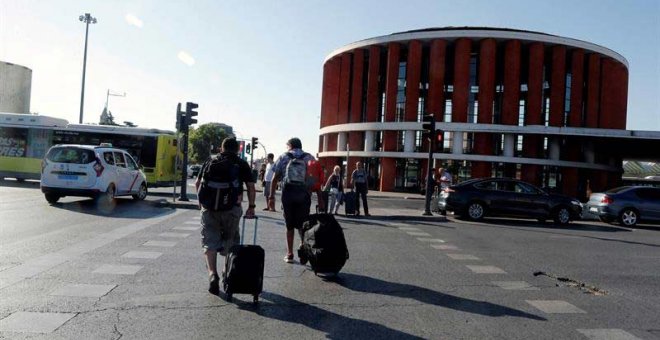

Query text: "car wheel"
[467, 201, 485, 220]
[97, 185, 116, 205]
[618, 208, 638, 227]
[45, 194, 60, 204]
[132, 183, 148, 200]
[553, 206, 571, 225]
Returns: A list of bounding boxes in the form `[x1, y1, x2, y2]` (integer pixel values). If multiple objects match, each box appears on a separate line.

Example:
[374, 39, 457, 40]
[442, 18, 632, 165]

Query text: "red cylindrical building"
[318, 27, 629, 200]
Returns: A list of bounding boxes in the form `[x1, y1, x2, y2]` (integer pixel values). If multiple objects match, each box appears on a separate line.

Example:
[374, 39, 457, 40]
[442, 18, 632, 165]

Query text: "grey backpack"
[284, 152, 307, 186]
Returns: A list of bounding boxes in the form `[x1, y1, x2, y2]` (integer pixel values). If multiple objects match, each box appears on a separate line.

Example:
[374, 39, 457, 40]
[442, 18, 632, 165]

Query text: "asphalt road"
[1, 179, 659, 339]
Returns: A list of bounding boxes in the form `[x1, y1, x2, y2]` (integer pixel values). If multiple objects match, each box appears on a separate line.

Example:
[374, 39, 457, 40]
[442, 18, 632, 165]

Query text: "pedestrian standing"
[195, 138, 256, 295]
[323, 165, 344, 215]
[437, 167, 453, 190]
[269, 137, 324, 263]
[351, 161, 370, 216]
[263, 153, 276, 211]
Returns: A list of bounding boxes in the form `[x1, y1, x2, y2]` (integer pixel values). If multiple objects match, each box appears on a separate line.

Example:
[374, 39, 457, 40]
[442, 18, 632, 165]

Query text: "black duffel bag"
[298, 213, 349, 276]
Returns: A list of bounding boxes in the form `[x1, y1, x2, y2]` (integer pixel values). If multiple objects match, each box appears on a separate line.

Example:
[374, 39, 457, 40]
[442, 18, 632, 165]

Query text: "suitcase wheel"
[253, 295, 259, 304]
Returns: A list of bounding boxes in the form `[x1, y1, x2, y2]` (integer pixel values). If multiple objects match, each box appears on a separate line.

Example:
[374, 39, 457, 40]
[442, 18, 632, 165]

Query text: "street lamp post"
[79, 13, 97, 124]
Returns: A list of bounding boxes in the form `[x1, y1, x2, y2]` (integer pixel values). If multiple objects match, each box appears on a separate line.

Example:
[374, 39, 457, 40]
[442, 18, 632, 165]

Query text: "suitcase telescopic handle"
[241, 216, 259, 245]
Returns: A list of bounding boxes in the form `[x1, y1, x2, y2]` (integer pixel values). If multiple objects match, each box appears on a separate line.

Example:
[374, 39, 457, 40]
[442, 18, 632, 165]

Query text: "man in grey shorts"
[195, 138, 256, 295]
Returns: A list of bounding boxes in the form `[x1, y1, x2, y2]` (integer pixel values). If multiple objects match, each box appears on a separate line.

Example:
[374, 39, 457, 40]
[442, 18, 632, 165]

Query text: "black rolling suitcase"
[298, 213, 349, 276]
[223, 216, 264, 303]
[343, 191, 357, 216]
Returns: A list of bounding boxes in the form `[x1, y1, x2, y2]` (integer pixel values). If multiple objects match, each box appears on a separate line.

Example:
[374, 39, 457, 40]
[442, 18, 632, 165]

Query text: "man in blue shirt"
[268, 137, 324, 263]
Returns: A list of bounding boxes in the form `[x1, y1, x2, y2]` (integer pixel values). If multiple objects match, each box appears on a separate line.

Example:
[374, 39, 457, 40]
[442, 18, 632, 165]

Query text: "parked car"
[40, 144, 148, 204]
[438, 178, 582, 225]
[586, 186, 660, 227]
[188, 164, 201, 178]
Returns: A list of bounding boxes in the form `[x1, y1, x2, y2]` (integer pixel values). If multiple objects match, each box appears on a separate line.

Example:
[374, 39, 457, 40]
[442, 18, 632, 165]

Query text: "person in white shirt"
[437, 167, 453, 190]
[263, 153, 276, 211]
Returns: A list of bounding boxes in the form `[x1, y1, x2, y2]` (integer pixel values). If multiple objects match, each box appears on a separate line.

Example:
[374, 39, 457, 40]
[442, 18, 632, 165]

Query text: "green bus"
[0, 112, 181, 187]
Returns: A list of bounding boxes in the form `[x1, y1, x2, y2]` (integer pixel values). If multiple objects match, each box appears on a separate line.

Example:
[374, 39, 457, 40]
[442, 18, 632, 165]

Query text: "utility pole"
[78, 13, 97, 124]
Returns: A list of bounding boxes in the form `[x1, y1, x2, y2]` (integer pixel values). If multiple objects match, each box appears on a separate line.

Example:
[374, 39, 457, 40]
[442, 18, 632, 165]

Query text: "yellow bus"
[0, 112, 181, 187]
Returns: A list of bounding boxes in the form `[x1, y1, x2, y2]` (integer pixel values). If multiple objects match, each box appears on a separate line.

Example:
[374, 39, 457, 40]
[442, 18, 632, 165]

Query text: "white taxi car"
[40, 144, 148, 204]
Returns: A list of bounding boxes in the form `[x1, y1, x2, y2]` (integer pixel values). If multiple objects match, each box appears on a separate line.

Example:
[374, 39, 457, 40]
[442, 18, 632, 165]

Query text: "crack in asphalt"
[533, 271, 607, 295]
[112, 312, 123, 340]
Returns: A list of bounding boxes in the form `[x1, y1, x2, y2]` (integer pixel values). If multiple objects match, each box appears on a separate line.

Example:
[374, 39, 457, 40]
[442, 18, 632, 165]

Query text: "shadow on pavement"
[48, 197, 176, 218]
[453, 216, 632, 233]
[148, 191, 199, 200]
[332, 273, 546, 321]
[0, 179, 41, 189]
[243, 292, 425, 339]
[455, 217, 660, 248]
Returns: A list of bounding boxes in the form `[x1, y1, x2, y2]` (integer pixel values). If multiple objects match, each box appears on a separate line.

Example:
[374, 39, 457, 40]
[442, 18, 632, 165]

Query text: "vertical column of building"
[521, 42, 544, 186]
[548, 46, 570, 194]
[405, 40, 423, 171]
[425, 39, 447, 176]
[472, 38, 496, 178]
[599, 58, 628, 130]
[452, 38, 471, 123]
[585, 54, 601, 128]
[364, 45, 382, 190]
[501, 40, 521, 178]
[335, 53, 352, 155]
[405, 40, 422, 122]
[348, 49, 365, 169]
[365, 46, 382, 124]
[549, 46, 566, 127]
[320, 56, 342, 170]
[380, 43, 401, 192]
[561, 49, 585, 198]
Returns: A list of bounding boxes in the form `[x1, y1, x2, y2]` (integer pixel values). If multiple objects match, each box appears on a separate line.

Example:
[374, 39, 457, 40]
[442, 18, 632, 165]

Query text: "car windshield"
[46, 147, 95, 164]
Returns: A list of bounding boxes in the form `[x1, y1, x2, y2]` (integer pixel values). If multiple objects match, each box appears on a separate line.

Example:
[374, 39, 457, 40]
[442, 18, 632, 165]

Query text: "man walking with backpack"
[269, 137, 324, 263]
[195, 138, 256, 295]
[350, 161, 370, 216]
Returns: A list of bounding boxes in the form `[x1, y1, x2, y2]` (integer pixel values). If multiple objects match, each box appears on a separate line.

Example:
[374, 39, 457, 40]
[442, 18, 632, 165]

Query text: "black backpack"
[198, 155, 241, 211]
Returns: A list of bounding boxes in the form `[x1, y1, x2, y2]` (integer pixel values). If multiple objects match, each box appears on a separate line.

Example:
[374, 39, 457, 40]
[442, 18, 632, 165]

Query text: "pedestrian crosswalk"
[397, 222, 643, 339]
[0, 210, 190, 335]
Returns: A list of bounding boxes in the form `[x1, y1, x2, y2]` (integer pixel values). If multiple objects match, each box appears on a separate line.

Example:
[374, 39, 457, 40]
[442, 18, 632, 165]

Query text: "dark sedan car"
[438, 178, 582, 225]
[585, 186, 660, 227]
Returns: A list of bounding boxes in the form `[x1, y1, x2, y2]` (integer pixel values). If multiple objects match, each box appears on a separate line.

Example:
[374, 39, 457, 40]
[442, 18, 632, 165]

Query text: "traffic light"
[251, 137, 259, 150]
[238, 140, 246, 159]
[245, 143, 252, 155]
[422, 114, 436, 139]
[185, 102, 198, 126]
[435, 130, 444, 151]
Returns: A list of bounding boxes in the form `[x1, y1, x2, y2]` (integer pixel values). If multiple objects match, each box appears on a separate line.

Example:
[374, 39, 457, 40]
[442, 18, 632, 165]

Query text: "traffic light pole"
[422, 115, 436, 216]
[179, 123, 190, 201]
[423, 137, 434, 216]
[175, 102, 198, 202]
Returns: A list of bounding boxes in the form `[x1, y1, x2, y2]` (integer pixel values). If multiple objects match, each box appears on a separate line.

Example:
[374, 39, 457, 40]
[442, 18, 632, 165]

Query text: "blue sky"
[1, 0, 658, 156]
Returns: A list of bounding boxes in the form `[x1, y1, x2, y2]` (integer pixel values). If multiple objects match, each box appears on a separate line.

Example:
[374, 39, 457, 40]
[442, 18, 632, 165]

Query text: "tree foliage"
[188, 123, 229, 164]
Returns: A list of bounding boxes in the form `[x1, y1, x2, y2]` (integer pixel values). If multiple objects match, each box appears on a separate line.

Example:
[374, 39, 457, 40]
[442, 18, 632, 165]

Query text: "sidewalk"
[144, 185, 444, 221]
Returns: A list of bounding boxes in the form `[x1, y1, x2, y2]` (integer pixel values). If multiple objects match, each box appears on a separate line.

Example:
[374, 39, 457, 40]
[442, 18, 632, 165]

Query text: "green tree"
[188, 123, 229, 164]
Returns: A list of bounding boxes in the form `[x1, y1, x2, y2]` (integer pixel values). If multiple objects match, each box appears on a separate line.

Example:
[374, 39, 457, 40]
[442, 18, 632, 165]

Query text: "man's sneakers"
[283, 254, 294, 263]
[208, 273, 220, 295]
